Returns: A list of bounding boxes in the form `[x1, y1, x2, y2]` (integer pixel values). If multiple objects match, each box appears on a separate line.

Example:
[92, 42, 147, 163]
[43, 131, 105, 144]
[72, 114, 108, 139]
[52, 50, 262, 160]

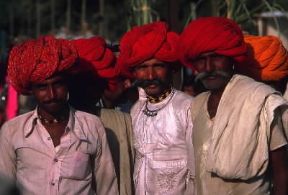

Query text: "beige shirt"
[0, 108, 118, 195]
[192, 89, 287, 195]
[100, 109, 134, 195]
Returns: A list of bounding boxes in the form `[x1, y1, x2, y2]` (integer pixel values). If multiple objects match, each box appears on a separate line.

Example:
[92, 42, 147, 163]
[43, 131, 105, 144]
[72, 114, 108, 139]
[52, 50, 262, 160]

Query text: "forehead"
[137, 58, 167, 66]
[32, 75, 66, 85]
[198, 52, 215, 58]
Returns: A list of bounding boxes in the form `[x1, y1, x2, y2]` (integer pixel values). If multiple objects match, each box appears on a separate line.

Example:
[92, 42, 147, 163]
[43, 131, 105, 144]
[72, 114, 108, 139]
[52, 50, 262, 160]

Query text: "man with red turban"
[117, 21, 195, 195]
[0, 35, 118, 195]
[69, 36, 134, 195]
[179, 16, 288, 195]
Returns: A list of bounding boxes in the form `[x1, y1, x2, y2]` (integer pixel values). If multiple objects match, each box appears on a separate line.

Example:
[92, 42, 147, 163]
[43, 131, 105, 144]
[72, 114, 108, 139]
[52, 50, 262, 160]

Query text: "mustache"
[133, 79, 164, 88]
[194, 70, 231, 82]
[42, 99, 64, 104]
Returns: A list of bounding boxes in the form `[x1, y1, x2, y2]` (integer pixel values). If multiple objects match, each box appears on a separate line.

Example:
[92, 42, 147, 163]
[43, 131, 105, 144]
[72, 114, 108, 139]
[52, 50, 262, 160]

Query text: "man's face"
[192, 53, 233, 91]
[31, 75, 69, 115]
[132, 58, 171, 97]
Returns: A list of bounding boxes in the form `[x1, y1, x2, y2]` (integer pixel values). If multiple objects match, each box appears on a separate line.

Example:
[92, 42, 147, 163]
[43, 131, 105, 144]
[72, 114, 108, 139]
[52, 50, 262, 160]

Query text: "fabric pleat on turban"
[117, 21, 179, 78]
[242, 35, 288, 81]
[71, 36, 118, 91]
[8, 35, 78, 94]
[179, 17, 248, 70]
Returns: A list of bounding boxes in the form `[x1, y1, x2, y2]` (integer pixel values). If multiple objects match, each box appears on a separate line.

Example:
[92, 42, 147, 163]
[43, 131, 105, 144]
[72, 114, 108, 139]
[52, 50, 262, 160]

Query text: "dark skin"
[193, 52, 288, 195]
[193, 52, 233, 117]
[31, 75, 70, 147]
[132, 58, 172, 98]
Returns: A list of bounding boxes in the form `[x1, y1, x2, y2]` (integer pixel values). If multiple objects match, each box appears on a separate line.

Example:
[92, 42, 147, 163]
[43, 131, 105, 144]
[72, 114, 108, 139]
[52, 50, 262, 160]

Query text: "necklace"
[143, 89, 175, 117]
[146, 88, 172, 103]
[38, 114, 68, 124]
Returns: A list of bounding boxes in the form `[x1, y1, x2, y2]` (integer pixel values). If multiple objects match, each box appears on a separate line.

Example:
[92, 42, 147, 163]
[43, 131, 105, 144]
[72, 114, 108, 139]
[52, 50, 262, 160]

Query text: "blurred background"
[0, 0, 287, 47]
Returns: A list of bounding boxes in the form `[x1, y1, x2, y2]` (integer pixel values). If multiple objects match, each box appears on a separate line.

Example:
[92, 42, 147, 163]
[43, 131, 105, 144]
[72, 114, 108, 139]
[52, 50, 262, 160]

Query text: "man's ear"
[171, 62, 181, 73]
[23, 89, 33, 96]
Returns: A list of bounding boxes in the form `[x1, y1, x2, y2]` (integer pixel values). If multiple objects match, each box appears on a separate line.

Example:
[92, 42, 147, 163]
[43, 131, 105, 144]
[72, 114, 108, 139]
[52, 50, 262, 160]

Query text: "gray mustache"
[195, 70, 231, 82]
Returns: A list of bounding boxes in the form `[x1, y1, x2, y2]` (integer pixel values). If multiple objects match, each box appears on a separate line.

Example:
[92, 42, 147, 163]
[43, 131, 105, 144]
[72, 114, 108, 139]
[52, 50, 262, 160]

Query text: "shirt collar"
[24, 107, 88, 142]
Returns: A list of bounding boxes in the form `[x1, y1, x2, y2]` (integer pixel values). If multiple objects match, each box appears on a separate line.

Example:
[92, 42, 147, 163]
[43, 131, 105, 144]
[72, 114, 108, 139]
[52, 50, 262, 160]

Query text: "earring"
[66, 92, 70, 101]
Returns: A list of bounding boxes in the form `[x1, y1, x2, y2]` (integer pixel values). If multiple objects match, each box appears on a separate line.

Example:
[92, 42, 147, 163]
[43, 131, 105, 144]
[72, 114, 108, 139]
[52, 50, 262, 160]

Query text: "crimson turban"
[117, 21, 179, 78]
[242, 35, 288, 81]
[71, 36, 118, 91]
[8, 35, 78, 94]
[179, 17, 248, 70]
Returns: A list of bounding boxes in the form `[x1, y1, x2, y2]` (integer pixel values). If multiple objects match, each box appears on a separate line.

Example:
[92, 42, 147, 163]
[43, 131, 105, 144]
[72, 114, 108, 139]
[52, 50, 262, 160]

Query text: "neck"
[38, 104, 70, 123]
[147, 88, 172, 103]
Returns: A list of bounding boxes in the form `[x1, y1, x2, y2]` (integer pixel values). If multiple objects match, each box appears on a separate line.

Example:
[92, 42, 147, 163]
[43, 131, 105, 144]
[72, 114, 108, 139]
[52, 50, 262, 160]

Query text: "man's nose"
[205, 56, 214, 72]
[47, 85, 56, 99]
[147, 67, 156, 80]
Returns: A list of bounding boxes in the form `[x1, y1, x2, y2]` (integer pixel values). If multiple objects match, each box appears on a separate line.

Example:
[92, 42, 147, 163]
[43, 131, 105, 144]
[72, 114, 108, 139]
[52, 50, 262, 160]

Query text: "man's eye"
[53, 81, 65, 87]
[134, 65, 147, 71]
[154, 64, 165, 68]
[193, 58, 205, 64]
[35, 84, 47, 90]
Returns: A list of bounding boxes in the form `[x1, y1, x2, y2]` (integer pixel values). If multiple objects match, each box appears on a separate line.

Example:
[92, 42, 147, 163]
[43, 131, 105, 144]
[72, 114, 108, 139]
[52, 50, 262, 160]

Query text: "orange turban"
[71, 36, 118, 91]
[179, 17, 248, 70]
[8, 35, 78, 94]
[243, 35, 288, 81]
[117, 21, 179, 78]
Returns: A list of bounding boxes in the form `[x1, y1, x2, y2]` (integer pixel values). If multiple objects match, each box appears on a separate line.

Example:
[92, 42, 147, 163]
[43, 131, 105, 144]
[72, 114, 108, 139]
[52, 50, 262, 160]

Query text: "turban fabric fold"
[179, 17, 248, 70]
[243, 35, 288, 81]
[8, 35, 78, 94]
[71, 36, 118, 91]
[117, 21, 179, 78]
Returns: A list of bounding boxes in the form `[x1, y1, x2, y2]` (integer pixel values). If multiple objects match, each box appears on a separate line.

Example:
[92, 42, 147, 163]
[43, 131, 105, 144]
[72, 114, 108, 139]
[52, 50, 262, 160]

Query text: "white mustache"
[195, 70, 231, 82]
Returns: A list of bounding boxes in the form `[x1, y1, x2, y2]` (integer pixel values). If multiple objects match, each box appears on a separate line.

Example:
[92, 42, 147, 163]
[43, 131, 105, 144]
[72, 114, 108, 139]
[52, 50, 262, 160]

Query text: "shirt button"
[50, 182, 55, 186]
[47, 137, 51, 141]
[54, 158, 58, 162]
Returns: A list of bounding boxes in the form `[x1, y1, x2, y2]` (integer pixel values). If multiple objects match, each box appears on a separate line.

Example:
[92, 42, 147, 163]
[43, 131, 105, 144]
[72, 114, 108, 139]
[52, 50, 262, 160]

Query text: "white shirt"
[131, 89, 195, 195]
[0, 107, 118, 195]
[284, 82, 288, 100]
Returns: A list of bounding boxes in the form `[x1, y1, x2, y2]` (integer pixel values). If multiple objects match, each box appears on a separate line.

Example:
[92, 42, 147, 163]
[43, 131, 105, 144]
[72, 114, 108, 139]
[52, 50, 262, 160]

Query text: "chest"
[43, 123, 67, 147]
[207, 95, 221, 119]
[133, 105, 185, 145]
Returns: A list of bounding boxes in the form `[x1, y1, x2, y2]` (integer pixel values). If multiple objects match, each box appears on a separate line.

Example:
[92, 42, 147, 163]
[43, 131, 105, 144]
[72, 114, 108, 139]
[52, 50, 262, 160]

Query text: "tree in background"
[0, 0, 287, 43]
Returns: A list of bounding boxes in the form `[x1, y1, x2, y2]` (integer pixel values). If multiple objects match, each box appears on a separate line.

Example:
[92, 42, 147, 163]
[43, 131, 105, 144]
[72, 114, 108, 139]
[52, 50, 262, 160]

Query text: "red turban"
[71, 36, 118, 91]
[179, 17, 248, 70]
[242, 35, 288, 81]
[117, 21, 179, 78]
[8, 35, 78, 94]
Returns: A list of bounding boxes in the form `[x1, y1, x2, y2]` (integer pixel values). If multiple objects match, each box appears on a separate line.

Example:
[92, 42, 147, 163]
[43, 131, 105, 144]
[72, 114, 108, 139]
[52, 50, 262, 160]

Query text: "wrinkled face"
[132, 58, 172, 97]
[31, 75, 69, 115]
[192, 53, 234, 91]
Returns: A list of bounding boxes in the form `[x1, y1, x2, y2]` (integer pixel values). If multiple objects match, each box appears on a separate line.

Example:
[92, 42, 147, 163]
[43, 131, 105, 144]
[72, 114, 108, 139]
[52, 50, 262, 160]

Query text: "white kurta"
[131, 89, 195, 195]
[191, 75, 288, 195]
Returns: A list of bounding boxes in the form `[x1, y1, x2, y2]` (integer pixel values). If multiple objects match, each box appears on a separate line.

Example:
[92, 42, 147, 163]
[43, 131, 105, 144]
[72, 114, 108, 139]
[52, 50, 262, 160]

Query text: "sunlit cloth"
[204, 74, 287, 179]
[117, 21, 179, 78]
[100, 109, 134, 195]
[71, 36, 118, 91]
[7, 35, 78, 94]
[243, 35, 288, 81]
[179, 17, 248, 70]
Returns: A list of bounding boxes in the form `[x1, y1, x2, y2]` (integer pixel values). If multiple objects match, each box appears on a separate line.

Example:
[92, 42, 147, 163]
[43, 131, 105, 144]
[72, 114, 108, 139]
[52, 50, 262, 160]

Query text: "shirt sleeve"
[185, 104, 196, 192]
[269, 108, 288, 151]
[94, 125, 119, 195]
[0, 123, 17, 180]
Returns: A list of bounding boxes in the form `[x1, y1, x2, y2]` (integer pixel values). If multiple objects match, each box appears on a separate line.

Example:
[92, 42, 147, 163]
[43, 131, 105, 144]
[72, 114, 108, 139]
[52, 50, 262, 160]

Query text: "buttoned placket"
[36, 122, 71, 195]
